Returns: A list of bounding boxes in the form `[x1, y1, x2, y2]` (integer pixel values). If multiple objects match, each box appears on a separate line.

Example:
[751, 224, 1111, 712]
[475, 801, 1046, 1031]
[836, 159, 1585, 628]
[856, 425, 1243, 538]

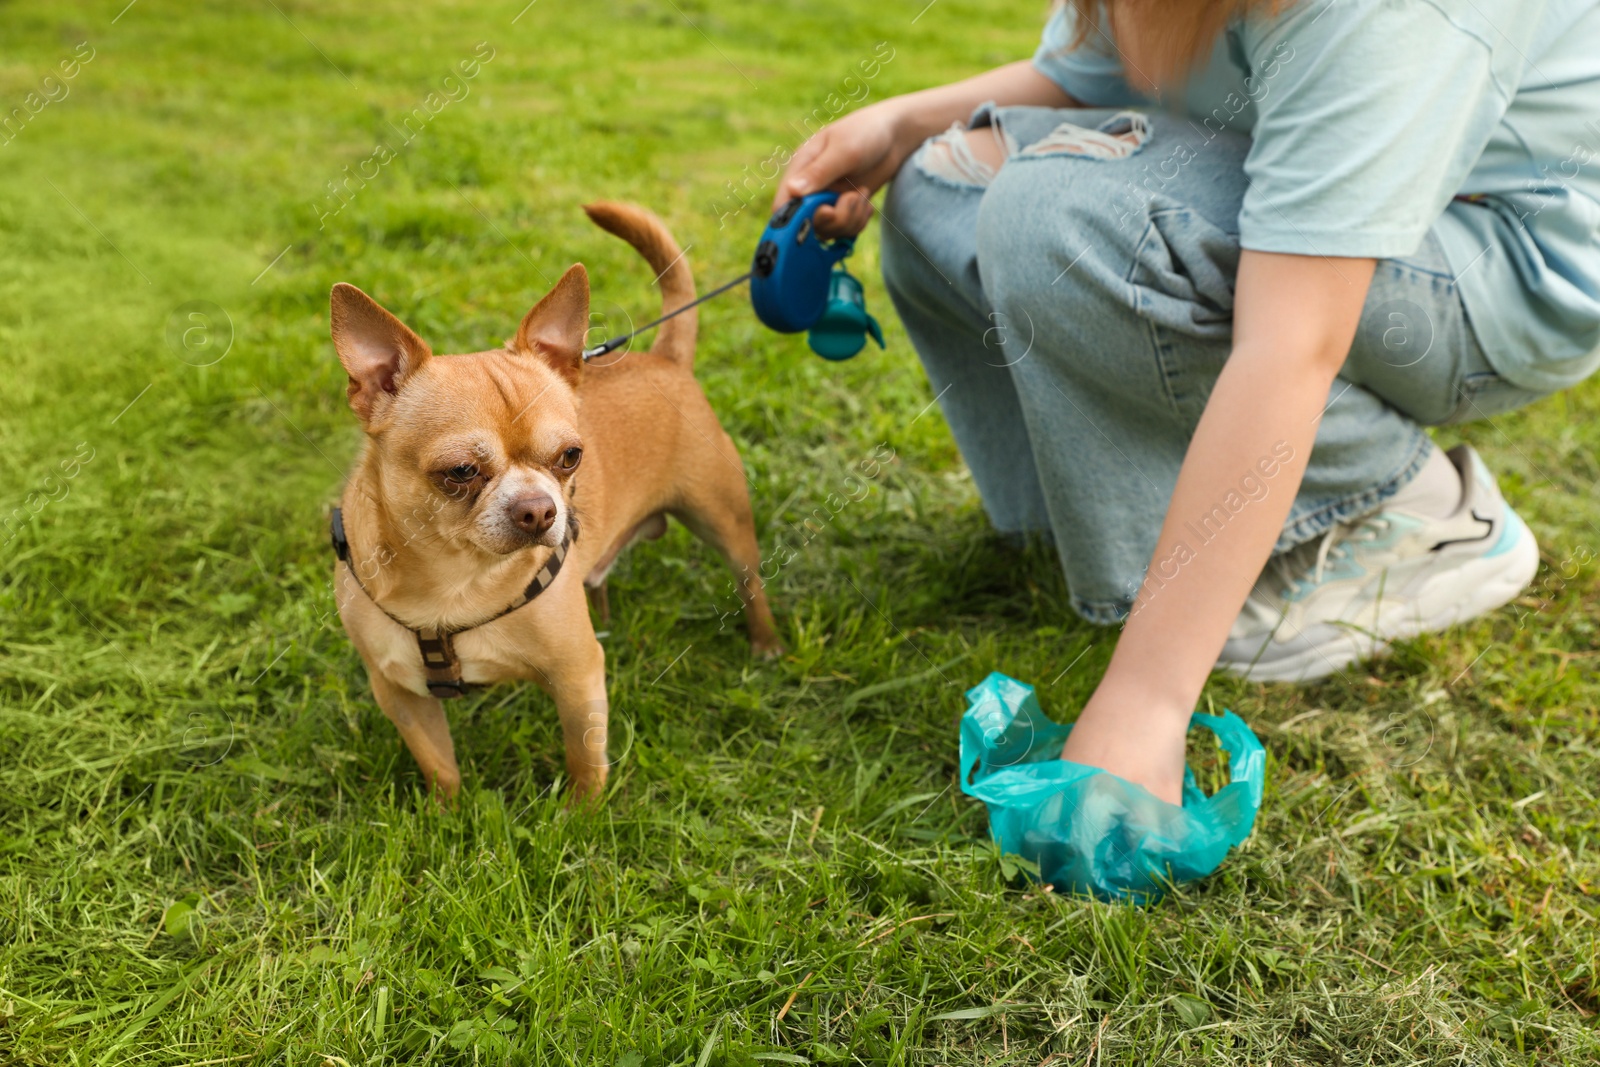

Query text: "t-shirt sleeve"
[1237, 0, 1521, 258]
[1031, 5, 1148, 108]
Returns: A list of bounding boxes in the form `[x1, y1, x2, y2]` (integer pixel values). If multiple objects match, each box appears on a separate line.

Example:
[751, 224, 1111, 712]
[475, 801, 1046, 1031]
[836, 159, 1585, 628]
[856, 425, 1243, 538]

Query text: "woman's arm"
[774, 60, 1074, 236]
[1062, 251, 1377, 802]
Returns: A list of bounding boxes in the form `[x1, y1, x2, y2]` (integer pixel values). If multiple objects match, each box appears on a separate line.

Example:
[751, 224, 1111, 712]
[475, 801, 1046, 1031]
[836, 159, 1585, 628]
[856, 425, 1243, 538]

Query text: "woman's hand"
[1061, 683, 1192, 805]
[771, 60, 1076, 239]
[772, 103, 909, 239]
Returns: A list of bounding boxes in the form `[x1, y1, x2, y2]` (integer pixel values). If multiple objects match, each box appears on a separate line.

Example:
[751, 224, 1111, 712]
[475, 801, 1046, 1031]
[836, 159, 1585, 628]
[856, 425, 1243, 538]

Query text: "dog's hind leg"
[586, 580, 611, 623]
[671, 464, 783, 658]
[582, 513, 669, 625]
[367, 668, 462, 800]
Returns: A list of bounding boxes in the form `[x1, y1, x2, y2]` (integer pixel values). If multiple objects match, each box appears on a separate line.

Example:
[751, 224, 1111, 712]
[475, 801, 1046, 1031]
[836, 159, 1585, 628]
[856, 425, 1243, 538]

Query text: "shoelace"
[1270, 514, 1393, 598]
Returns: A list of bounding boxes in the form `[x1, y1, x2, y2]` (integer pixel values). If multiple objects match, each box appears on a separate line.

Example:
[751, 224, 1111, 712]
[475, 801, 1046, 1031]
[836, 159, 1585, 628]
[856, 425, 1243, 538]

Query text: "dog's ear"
[330, 283, 432, 425]
[514, 264, 589, 387]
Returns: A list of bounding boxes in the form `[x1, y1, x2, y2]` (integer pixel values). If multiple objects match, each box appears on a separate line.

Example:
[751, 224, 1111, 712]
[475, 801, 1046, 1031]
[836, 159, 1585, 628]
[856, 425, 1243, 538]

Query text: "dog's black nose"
[510, 494, 557, 536]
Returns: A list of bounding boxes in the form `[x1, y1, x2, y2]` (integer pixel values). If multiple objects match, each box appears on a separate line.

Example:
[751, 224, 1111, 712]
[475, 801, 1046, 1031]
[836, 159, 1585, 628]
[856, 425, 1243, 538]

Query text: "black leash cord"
[581, 271, 753, 360]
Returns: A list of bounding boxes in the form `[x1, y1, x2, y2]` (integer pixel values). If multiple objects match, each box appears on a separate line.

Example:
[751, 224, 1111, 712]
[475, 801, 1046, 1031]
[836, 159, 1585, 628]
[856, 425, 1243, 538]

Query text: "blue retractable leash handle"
[582, 191, 884, 362]
[751, 192, 884, 359]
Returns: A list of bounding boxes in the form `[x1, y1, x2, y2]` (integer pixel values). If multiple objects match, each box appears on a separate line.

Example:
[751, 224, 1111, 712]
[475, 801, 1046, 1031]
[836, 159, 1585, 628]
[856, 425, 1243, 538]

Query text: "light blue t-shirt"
[1033, 0, 1600, 391]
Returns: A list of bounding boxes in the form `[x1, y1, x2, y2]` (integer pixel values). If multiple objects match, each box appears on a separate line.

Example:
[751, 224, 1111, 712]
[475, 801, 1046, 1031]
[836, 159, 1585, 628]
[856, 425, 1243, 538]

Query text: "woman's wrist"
[1083, 664, 1198, 728]
[866, 96, 933, 175]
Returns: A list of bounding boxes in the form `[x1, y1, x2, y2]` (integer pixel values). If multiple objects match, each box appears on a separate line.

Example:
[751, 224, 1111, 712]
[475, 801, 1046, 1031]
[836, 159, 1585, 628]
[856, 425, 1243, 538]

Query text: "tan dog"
[329, 203, 780, 800]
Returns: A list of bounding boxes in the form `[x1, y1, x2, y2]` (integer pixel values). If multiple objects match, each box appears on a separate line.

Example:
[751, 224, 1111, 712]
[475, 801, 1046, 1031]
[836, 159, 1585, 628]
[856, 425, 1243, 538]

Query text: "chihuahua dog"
[330, 202, 780, 800]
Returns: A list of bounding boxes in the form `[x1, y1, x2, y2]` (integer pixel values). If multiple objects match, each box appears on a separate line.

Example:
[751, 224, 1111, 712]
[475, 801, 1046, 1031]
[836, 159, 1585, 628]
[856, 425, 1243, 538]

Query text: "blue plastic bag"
[959, 672, 1265, 903]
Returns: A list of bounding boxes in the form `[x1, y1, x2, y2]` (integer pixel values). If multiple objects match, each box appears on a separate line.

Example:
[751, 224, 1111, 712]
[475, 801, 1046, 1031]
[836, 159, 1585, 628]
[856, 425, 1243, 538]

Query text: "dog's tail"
[583, 201, 696, 369]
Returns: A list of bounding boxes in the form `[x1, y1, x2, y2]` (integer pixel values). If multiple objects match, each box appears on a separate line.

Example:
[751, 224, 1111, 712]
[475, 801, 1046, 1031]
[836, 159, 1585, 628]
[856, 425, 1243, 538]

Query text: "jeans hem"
[1274, 431, 1434, 553]
[1070, 594, 1133, 627]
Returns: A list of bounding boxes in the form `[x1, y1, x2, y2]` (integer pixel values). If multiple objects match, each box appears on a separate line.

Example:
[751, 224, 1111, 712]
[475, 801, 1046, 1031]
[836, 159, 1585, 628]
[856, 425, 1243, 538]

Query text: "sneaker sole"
[1217, 507, 1539, 684]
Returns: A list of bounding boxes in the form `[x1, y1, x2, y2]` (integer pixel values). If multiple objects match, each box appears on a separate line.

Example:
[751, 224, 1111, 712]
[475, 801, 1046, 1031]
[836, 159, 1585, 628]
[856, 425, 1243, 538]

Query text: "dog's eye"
[557, 447, 583, 471]
[444, 464, 480, 484]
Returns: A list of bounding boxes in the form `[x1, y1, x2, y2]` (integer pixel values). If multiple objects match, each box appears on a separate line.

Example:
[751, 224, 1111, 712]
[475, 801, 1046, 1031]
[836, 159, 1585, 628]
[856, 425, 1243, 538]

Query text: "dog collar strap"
[415, 628, 466, 700]
[329, 506, 577, 700]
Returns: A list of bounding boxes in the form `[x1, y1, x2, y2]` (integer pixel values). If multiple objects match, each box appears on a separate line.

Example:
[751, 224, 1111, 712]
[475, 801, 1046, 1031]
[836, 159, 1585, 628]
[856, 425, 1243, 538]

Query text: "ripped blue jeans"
[880, 104, 1549, 623]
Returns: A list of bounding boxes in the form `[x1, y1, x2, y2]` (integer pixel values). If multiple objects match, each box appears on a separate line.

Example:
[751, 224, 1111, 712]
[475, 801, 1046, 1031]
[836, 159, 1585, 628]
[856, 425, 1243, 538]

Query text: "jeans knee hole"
[1016, 110, 1151, 161]
[912, 122, 1012, 189]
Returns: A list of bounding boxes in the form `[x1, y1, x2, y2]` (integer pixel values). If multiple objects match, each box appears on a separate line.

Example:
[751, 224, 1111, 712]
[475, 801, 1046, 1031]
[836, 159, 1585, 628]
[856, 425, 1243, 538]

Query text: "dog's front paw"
[564, 764, 608, 807]
[426, 766, 463, 805]
[750, 636, 786, 661]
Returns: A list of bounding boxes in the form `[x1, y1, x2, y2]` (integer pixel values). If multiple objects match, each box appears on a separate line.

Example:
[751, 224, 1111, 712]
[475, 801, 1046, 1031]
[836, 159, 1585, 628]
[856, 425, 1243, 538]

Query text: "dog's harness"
[330, 507, 578, 700]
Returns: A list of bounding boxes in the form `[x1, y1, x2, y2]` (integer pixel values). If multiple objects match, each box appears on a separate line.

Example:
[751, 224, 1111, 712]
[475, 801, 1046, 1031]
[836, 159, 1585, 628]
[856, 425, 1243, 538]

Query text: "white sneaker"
[1216, 445, 1539, 683]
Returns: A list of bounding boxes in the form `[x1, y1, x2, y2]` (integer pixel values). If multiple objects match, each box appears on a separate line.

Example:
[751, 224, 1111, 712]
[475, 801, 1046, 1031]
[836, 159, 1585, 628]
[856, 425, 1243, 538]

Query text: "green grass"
[1, 0, 1597, 1063]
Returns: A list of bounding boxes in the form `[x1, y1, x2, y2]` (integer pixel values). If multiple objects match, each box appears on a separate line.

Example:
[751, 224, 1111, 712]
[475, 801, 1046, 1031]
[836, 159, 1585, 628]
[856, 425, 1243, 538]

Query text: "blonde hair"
[1065, 0, 1276, 86]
